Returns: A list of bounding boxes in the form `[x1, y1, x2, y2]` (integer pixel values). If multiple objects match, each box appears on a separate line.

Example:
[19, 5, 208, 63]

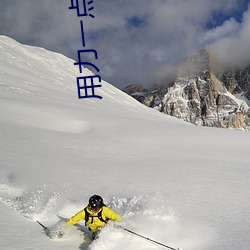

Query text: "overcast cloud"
[0, 0, 249, 89]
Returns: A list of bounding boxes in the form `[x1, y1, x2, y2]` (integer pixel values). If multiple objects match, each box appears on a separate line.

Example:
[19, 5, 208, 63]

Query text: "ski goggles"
[89, 204, 101, 212]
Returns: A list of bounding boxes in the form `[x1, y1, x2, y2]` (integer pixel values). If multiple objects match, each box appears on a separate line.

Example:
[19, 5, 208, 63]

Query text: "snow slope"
[0, 35, 250, 250]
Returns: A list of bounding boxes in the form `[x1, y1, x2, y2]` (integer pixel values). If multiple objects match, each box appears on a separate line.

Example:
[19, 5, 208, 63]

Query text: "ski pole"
[37, 220, 48, 231]
[122, 227, 180, 250]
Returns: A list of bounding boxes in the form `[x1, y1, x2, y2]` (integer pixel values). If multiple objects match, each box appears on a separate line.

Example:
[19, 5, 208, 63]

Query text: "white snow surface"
[0, 35, 250, 250]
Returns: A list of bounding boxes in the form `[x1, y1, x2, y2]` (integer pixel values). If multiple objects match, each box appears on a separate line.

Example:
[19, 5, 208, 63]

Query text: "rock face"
[218, 66, 250, 100]
[124, 49, 250, 130]
[123, 84, 147, 103]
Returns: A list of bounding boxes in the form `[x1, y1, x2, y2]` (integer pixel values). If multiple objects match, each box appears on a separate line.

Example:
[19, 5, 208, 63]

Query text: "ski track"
[0, 181, 212, 250]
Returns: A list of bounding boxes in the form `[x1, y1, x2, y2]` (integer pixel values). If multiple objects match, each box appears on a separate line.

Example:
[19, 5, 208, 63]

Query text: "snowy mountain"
[124, 49, 250, 130]
[217, 65, 250, 100]
[1, 36, 250, 250]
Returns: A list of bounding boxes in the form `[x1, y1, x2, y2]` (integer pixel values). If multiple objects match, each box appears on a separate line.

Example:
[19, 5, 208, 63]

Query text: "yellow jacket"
[67, 206, 121, 233]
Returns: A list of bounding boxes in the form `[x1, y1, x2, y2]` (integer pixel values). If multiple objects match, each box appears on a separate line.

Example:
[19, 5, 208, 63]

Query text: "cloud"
[200, 18, 240, 45]
[209, 4, 250, 68]
[0, 0, 249, 89]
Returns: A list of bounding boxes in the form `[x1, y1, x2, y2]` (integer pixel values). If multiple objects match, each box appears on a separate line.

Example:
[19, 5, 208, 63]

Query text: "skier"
[66, 194, 122, 239]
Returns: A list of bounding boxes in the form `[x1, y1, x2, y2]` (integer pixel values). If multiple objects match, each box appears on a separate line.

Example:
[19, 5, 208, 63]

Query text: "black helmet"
[89, 195, 104, 210]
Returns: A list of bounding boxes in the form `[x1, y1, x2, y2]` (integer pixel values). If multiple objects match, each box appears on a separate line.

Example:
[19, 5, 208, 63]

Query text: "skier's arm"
[104, 207, 122, 222]
[67, 209, 85, 225]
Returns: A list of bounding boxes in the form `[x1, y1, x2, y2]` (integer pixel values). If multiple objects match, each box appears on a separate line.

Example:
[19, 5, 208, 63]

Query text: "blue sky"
[0, 0, 249, 89]
[206, 0, 249, 28]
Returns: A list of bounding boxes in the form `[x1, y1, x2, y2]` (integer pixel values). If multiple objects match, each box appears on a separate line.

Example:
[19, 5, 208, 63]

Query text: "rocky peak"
[177, 49, 210, 78]
[123, 49, 250, 130]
